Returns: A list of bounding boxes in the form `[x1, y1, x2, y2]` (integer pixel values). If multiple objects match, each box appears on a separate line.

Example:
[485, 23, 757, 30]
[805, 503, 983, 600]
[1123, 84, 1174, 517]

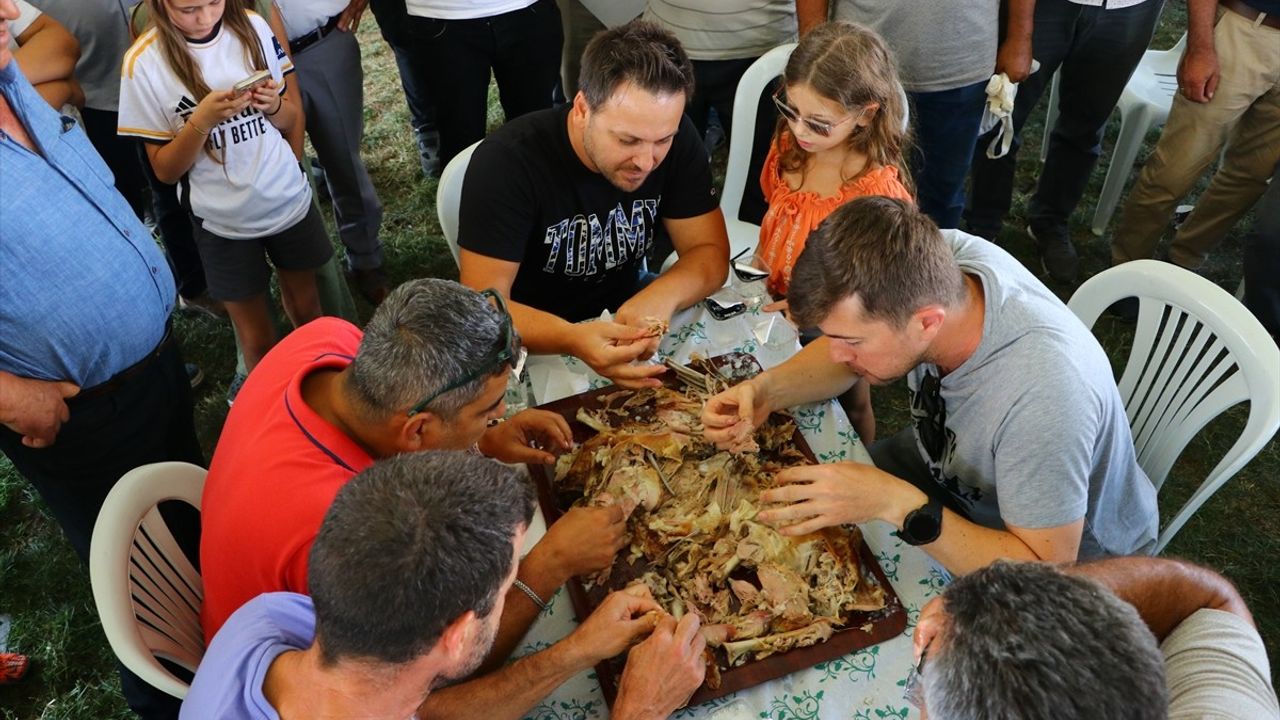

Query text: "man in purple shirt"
[185, 452, 708, 719]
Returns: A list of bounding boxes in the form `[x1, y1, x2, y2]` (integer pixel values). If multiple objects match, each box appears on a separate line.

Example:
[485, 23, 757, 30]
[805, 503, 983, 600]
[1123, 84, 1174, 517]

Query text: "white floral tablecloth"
[513, 304, 949, 720]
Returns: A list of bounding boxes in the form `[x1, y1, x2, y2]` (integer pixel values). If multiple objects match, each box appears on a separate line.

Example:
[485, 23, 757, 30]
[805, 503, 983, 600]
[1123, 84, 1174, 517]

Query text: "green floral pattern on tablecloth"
[520, 305, 948, 719]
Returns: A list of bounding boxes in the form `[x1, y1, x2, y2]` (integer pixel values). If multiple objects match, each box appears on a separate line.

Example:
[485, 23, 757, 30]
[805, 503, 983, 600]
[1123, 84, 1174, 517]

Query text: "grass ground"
[2, 2, 1276, 716]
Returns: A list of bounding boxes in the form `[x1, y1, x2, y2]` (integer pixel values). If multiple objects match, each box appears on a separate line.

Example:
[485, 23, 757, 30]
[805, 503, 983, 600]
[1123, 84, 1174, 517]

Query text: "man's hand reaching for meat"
[531, 505, 628, 584]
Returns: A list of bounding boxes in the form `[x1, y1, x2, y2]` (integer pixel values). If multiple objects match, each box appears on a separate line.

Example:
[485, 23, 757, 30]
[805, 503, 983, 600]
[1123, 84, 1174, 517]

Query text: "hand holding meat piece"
[613, 613, 707, 720]
[564, 588, 666, 666]
[477, 409, 573, 464]
[701, 378, 770, 452]
[569, 321, 667, 389]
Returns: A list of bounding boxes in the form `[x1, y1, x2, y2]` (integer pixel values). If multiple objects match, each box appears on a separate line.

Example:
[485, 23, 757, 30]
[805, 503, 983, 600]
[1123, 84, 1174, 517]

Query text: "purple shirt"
[180, 593, 314, 720]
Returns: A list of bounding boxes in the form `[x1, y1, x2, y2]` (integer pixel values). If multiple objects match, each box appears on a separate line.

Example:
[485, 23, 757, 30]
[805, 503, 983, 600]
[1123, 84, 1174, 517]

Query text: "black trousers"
[965, 0, 1165, 236]
[1244, 165, 1280, 339]
[369, 0, 438, 133]
[688, 57, 776, 226]
[0, 337, 203, 719]
[403, 0, 563, 167]
[143, 155, 207, 301]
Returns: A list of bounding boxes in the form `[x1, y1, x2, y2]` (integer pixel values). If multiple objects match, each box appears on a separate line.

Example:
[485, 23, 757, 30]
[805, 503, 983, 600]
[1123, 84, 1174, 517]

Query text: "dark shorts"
[193, 202, 333, 301]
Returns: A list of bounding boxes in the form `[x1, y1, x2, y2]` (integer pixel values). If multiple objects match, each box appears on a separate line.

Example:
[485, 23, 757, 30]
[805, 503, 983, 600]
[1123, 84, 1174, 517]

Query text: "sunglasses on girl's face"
[771, 90, 856, 138]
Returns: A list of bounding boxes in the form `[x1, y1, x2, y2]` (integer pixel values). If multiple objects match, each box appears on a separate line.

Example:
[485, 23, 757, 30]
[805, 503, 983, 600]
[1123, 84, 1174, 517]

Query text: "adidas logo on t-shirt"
[175, 95, 197, 121]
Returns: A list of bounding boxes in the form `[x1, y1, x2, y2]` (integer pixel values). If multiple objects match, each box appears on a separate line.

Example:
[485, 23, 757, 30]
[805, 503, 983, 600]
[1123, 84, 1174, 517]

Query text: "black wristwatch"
[899, 496, 943, 546]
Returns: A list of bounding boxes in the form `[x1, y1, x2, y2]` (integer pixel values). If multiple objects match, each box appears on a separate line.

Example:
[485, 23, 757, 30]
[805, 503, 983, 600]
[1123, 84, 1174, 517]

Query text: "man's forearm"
[509, 298, 586, 356]
[1067, 557, 1253, 641]
[754, 337, 860, 413]
[638, 243, 727, 316]
[1005, 0, 1035, 46]
[1186, 0, 1218, 51]
[13, 22, 79, 84]
[795, 0, 828, 34]
[478, 546, 572, 672]
[419, 640, 590, 720]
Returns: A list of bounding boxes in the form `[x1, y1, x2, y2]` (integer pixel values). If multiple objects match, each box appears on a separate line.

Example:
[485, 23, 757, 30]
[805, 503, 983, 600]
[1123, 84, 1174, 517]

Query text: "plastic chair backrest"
[1068, 261, 1280, 551]
[90, 462, 207, 699]
[437, 140, 483, 268]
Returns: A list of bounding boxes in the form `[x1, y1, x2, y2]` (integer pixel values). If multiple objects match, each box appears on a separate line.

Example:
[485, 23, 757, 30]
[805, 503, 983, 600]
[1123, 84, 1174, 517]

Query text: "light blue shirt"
[181, 592, 315, 720]
[0, 61, 174, 388]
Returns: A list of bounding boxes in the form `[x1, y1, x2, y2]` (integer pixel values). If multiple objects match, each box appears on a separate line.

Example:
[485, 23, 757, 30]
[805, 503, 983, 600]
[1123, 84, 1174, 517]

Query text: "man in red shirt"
[200, 279, 627, 665]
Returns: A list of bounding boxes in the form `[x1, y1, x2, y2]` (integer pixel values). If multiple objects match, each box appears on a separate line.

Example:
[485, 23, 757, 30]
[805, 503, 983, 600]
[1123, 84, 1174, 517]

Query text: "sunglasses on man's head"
[771, 89, 858, 138]
[407, 289, 526, 416]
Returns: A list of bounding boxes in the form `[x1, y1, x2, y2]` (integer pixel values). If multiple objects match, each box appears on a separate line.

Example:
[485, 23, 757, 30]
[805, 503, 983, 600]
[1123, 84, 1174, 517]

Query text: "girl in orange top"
[758, 21, 913, 299]
[757, 22, 912, 441]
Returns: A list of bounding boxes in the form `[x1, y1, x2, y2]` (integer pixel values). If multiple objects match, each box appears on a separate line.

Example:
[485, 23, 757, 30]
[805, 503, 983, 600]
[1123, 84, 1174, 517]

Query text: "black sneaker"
[415, 127, 441, 179]
[1106, 297, 1139, 323]
[186, 363, 204, 390]
[1027, 223, 1079, 285]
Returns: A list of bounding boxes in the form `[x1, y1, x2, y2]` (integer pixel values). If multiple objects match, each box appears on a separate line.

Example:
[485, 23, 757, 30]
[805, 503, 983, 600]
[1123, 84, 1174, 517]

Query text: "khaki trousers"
[1112, 7, 1280, 268]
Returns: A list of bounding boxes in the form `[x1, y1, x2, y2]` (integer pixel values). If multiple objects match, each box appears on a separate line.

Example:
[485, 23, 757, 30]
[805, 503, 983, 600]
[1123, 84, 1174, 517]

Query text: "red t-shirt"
[199, 317, 373, 641]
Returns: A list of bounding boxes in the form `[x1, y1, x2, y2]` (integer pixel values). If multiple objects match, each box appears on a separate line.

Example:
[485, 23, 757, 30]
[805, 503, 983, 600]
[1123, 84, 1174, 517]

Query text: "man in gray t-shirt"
[703, 197, 1156, 574]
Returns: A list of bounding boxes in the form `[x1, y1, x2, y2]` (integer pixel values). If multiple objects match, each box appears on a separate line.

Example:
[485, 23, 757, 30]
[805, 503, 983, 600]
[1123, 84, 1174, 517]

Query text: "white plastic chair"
[436, 140, 484, 268]
[681, 43, 910, 272]
[1040, 34, 1186, 236]
[1068, 260, 1280, 552]
[90, 462, 207, 699]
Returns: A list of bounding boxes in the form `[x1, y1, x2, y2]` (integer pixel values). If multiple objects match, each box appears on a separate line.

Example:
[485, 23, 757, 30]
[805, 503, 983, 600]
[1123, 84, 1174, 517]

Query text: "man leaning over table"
[457, 20, 730, 389]
[909, 557, 1278, 719]
[185, 452, 707, 720]
[703, 197, 1158, 574]
[200, 279, 659, 719]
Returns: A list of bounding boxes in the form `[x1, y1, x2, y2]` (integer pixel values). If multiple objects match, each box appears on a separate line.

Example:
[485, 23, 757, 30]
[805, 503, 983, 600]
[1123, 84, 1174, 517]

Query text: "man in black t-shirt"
[458, 20, 730, 388]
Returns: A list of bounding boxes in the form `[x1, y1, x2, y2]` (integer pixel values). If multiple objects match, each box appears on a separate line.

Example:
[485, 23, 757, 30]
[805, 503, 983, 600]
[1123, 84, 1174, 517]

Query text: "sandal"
[0, 653, 29, 684]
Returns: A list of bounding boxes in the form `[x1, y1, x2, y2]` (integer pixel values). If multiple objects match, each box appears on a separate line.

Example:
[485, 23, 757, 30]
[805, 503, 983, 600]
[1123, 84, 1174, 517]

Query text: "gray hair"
[925, 561, 1168, 720]
[349, 279, 514, 419]
[309, 451, 536, 665]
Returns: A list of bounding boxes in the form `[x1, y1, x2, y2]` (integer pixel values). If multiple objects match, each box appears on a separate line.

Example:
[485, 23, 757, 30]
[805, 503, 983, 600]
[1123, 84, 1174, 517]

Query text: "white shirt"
[274, 0, 346, 42]
[118, 11, 312, 239]
[1067, 0, 1152, 9]
[404, 0, 536, 21]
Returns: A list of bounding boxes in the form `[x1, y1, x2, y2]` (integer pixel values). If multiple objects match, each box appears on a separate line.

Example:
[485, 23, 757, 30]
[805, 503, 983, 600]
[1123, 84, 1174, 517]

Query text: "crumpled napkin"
[980, 60, 1040, 159]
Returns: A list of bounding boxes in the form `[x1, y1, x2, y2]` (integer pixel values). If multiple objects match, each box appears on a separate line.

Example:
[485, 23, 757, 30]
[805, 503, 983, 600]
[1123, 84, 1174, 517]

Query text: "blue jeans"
[907, 80, 988, 229]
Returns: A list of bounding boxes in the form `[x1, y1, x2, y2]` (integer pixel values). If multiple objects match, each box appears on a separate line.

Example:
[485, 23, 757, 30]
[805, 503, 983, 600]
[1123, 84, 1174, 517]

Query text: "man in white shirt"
[912, 557, 1279, 719]
[400, 0, 563, 169]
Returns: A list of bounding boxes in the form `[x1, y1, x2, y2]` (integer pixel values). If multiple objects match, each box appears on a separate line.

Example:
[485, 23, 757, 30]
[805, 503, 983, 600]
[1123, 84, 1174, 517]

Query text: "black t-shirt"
[457, 106, 718, 322]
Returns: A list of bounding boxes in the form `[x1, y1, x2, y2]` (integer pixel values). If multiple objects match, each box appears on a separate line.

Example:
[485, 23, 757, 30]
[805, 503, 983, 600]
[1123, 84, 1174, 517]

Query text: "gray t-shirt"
[1164, 609, 1280, 719]
[905, 230, 1158, 558]
[29, 0, 134, 111]
[832, 0, 997, 93]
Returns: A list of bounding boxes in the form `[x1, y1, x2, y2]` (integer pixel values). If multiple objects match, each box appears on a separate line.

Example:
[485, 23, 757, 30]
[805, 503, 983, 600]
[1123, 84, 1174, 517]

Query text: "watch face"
[904, 507, 941, 545]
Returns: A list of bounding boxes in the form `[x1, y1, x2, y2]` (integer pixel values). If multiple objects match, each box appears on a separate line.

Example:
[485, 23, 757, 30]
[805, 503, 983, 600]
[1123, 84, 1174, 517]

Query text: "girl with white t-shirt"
[119, 0, 330, 373]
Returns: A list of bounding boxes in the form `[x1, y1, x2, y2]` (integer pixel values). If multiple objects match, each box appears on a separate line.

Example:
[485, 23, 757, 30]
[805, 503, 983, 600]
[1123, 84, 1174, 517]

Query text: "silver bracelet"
[513, 579, 548, 612]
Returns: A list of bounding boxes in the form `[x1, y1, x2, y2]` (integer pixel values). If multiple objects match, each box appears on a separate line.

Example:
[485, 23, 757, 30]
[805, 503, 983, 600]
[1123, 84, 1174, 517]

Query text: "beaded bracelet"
[513, 579, 548, 612]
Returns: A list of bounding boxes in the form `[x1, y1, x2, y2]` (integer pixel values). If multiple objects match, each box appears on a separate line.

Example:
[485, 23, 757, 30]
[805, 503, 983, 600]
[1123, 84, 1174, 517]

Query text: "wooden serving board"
[526, 353, 907, 708]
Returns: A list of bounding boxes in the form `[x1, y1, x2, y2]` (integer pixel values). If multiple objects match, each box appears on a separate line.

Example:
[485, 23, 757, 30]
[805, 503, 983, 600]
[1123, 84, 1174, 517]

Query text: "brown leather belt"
[74, 325, 174, 404]
[1221, 0, 1280, 29]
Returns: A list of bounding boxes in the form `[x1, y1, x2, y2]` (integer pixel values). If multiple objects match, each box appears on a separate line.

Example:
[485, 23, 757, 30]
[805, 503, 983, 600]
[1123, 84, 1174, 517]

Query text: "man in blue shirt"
[0, 0, 201, 716]
[186, 452, 708, 720]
